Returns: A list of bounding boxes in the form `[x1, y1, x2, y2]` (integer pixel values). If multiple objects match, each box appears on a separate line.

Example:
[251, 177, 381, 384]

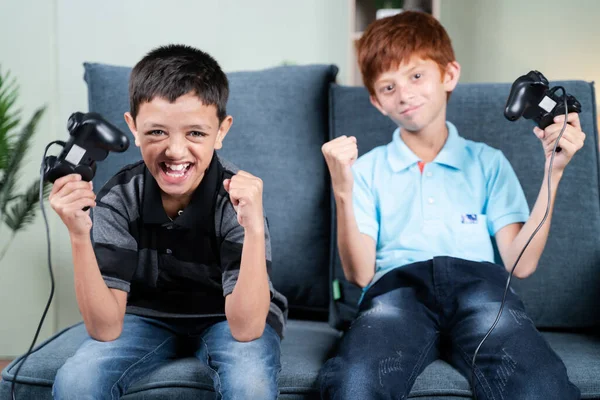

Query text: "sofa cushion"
[84, 63, 338, 316]
[2, 327, 598, 399]
[329, 81, 600, 330]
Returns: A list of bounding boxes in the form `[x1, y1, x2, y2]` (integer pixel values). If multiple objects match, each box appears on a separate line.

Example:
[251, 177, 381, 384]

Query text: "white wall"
[440, 0, 600, 117]
[0, 0, 350, 356]
[0, 0, 60, 357]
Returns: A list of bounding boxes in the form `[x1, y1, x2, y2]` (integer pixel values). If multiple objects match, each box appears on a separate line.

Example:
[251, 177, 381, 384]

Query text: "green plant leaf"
[3, 179, 50, 232]
[375, 0, 404, 9]
[0, 65, 49, 240]
[0, 106, 45, 215]
[0, 69, 21, 171]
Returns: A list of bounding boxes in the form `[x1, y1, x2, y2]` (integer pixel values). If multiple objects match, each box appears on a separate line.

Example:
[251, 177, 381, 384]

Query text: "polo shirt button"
[166, 225, 173, 230]
[428, 197, 435, 204]
[166, 249, 172, 254]
[426, 171, 432, 177]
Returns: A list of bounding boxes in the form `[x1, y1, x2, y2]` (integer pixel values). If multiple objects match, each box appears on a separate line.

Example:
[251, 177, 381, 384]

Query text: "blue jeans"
[52, 315, 281, 400]
[319, 256, 580, 400]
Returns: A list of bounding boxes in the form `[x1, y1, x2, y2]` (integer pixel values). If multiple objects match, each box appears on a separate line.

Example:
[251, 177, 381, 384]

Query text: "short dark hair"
[129, 44, 229, 122]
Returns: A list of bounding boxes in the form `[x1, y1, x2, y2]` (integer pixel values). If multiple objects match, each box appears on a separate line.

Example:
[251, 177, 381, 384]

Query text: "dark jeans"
[319, 256, 580, 400]
[52, 315, 281, 400]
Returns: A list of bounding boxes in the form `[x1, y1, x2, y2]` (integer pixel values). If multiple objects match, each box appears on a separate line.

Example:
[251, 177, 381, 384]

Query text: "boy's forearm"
[505, 170, 562, 278]
[225, 229, 270, 342]
[335, 194, 375, 287]
[70, 235, 124, 341]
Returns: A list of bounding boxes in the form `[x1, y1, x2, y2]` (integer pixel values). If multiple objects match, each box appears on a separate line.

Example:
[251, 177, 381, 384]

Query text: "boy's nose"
[396, 87, 415, 104]
[165, 137, 187, 159]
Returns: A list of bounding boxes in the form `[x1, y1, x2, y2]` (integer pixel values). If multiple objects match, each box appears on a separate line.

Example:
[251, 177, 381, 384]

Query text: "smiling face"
[125, 92, 232, 203]
[369, 57, 460, 134]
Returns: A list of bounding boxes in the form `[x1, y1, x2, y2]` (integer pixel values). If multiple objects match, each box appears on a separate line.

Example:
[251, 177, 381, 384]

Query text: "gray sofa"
[1, 64, 599, 399]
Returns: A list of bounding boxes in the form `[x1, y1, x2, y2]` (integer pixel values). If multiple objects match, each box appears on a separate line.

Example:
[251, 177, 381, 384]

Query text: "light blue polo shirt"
[353, 121, 530, 288]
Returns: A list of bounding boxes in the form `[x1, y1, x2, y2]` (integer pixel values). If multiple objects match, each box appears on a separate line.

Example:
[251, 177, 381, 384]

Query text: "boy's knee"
[222, 325, 281, 370]
[53, 361, 108, 400]
[520, 364, 580, 400]
[320, 357, 377, 398]
[220, 365, 279, 399]
[217, 342, 280, 400]
[223, 369, 278, 400]
[489, 352, 580, 400]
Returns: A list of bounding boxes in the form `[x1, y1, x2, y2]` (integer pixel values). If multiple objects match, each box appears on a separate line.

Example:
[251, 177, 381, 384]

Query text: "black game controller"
[504, 70, 582, 130]
[43, 112, 129, 183]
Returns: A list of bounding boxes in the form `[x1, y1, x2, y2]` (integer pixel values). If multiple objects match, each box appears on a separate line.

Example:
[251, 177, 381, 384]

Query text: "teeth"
[165, 163, 189, 171]
[166, 170, 185, 177]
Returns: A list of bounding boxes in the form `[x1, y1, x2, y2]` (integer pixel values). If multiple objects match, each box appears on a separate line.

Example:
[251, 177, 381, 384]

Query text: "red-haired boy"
[319, 11, 583, 399]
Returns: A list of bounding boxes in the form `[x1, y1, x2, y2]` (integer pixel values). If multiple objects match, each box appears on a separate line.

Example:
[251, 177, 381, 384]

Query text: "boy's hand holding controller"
[504, 70, 585, 173]
[223, 171, 265, 234]
[533, 112, 586, 173]
[49, 174, 96, 238]
[321, 136, 358, 199]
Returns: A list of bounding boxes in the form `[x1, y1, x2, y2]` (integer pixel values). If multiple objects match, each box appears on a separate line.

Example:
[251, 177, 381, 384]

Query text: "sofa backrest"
[84, 63, 338, 319]
[329, 80, 600, 329]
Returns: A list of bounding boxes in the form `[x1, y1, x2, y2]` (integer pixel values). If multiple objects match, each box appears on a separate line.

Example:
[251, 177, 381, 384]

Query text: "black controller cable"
[470, 89, 569, 400]
[11, 140, 65, 400]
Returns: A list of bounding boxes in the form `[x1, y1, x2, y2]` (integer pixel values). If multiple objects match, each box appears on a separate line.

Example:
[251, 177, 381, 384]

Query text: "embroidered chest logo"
[461, 214, 478, 224]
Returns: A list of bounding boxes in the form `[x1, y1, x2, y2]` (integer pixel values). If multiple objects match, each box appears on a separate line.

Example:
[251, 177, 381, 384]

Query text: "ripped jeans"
[319, 256, 580, 400]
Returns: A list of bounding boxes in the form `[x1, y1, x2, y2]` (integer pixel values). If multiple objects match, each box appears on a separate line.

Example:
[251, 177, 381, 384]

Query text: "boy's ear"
[369, 94, 388, 116]
[443, 61, 461, 92]
[214, 115, 233, 150]
[124, 112, 141, 147]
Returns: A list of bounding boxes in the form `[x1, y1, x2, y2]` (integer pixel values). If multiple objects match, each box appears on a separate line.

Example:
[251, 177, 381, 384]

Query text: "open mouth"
[160, 162, 193, 181]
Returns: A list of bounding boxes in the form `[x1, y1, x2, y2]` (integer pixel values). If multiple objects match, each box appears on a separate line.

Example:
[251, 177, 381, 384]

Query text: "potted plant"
[375, 0, 404, 19]
[0, 66, 49, 262]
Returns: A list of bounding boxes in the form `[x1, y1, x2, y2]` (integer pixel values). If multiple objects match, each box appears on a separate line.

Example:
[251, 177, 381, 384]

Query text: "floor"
[0, 360, 11, 381]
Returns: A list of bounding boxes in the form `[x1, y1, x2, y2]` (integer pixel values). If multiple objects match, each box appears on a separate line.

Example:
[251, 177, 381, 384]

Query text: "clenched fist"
[321, 135, 358, 198]
[223, 171, 264, 234]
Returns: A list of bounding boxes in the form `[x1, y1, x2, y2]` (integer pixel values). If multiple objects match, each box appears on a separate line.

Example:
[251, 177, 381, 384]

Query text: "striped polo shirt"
[91, 152, 288, 338]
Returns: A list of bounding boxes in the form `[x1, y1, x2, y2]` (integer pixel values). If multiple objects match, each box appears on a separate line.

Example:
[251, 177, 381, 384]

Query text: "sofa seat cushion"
[2, 327, 598, 399]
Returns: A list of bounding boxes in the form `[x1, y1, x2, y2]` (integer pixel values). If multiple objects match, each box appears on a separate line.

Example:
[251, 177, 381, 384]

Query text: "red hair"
[357, 11, 455, 96]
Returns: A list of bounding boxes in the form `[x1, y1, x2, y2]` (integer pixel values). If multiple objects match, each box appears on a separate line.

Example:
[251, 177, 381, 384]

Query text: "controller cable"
[470, 89, 568, 400]
[11, 140, 65, 400]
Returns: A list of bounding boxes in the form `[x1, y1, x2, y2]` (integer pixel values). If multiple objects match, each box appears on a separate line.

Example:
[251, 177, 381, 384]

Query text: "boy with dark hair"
[50, 44, 287, 399]
[319, 11, 583, 399]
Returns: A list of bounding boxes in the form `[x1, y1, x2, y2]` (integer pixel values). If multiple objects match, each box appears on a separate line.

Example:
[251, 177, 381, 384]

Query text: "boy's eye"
[413, 73, 422, 79]
[189, 131, 207, 138]
[381, 84, 395, 93]
[148, 130, 166, 136]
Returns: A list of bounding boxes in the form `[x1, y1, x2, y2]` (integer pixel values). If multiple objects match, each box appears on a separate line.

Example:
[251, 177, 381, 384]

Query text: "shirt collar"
[386, 121, 467, 172]
[142, 152, 221, 231]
